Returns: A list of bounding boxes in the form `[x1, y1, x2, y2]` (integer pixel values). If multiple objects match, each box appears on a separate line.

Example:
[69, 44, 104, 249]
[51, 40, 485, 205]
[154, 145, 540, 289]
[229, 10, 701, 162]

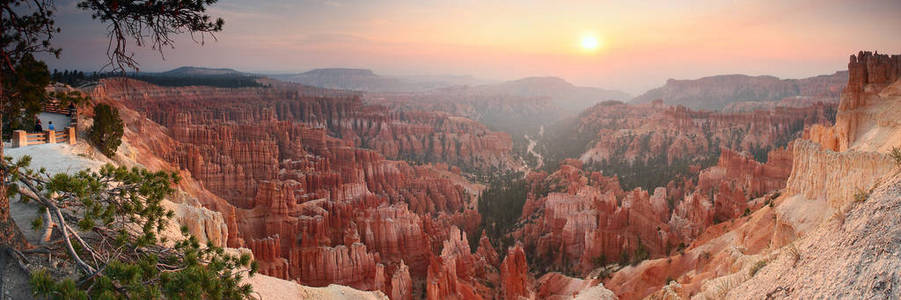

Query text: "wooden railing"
[13, 127, 76, 148]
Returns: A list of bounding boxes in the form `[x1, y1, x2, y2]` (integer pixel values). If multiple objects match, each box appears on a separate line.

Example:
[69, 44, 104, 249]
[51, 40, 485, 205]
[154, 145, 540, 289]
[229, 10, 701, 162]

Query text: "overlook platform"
[11, 127, 76, 148]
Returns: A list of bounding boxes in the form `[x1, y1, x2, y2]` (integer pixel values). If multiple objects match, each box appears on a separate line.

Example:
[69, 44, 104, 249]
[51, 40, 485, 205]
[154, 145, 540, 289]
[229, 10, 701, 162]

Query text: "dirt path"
[525, 134, 543, 169]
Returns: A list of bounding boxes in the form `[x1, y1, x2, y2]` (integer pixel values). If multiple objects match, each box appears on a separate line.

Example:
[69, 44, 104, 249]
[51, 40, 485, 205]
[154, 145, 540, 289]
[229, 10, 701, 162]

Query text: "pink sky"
[45, 0, 901, 94]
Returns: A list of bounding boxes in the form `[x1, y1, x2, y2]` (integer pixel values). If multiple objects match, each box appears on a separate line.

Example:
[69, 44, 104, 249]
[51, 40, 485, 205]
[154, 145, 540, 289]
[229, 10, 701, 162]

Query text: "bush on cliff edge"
[89, 103, 124, 157]
[890, 147, 901, 167]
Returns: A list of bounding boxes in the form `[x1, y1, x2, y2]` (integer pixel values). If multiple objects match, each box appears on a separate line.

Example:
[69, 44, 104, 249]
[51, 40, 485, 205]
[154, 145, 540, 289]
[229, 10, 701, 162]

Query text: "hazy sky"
[43, 0, 901, 94]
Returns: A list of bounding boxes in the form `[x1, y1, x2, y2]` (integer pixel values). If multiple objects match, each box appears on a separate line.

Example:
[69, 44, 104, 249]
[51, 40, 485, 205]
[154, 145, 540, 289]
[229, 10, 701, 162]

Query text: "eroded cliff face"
[727, 171, 901, 299]
[512, 146, 791, 277]
[76, 93, 236, 249]
[574, 100, 833, 170]
[669, 146, 791, 240]
[88, 79, 515, 298]
[811, 51, 901, 152]
[783, 140, 894, 220]
[425, 226, 499, 300]
[93, 79, 514, 174]
[778, 51, 901, 239]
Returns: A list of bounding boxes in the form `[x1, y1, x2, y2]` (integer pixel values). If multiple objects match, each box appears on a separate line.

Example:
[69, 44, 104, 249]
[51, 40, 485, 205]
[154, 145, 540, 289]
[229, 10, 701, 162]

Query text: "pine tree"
[1, 0, 238, 298]
[3, 158, 256, 298]
[89, 103, 124, 157]
[1, 0, 224, 251]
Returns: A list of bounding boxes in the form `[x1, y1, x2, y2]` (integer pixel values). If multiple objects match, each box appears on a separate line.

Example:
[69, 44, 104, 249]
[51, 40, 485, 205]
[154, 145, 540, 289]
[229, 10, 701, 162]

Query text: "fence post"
[45, 130, 56, 144]
[68, 127, 76, 145]
[13, 130, 27, 148]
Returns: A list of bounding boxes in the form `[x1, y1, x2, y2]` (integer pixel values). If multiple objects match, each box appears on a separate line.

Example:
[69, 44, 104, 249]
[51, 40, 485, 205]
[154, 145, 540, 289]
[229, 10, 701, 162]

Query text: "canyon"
[44, 50, 896, 300]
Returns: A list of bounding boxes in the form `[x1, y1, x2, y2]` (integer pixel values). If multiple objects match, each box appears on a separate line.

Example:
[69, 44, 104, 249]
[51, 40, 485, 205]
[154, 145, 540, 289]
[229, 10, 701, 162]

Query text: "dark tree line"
[470, 170, 529, 253]
[50, 69, 265, 88]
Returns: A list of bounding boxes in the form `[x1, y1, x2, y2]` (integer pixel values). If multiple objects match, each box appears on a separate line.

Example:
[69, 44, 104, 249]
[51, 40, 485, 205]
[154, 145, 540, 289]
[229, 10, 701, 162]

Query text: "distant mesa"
[505, 76, 575, 88]
[161, 66, 249, 76]
[632, 72, 848, 111]
[272, 68, 417, 92]
[272, 69, 629, 112]
[299, 68, 377, 77]
[271, 68, 492, 93]
[464, 76, 631, 113]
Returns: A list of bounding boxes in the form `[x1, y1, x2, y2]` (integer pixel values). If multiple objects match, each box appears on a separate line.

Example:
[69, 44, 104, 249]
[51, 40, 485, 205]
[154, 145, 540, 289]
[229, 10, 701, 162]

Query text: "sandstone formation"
[424, 226, 497, 300]
[514, 147, 791, 276]
[784, 140, 894, 213]
[668, 146, 792, 240]
[93, 79, 515, 174]
[389, 260, 412, 300]
[89, 78, 512, 297]
[500, 244, 534, 299]
[810, 51, 901, 152]
[244, 272, 390, 300]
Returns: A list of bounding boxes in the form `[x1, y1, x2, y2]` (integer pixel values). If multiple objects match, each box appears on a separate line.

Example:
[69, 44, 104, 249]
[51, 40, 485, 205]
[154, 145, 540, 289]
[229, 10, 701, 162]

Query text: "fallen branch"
[13, 173, 96, 274]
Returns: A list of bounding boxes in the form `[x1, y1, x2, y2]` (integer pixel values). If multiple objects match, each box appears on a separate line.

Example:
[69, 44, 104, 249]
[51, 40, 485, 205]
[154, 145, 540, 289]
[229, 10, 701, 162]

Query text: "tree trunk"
[0, 62, 29, 249]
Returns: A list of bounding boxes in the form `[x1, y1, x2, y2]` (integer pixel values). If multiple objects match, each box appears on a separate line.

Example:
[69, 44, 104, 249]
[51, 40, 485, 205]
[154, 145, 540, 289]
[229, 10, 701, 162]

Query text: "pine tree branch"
[11, 172, 97, 274]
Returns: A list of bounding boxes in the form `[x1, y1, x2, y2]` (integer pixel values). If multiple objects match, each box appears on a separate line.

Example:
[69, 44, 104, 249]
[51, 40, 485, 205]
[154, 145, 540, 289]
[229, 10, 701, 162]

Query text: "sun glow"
[580, 35, 600, 51]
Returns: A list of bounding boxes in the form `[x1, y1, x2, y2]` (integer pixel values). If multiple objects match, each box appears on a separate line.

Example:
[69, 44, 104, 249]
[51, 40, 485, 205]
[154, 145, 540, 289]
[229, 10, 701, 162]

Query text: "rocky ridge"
[574, 99, 833, 168]
[632, 72, 847, 110]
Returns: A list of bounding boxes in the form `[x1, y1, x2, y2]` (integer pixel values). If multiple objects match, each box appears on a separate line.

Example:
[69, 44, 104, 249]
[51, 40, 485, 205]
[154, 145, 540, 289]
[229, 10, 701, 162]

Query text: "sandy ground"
[244, 274, 388, 300]
[5, 143, 106, 245]
[0, 249, 33, 300]
[573, 283, 617, 300]
[5, 142, 107, 174]
[0, 143, 101, 300]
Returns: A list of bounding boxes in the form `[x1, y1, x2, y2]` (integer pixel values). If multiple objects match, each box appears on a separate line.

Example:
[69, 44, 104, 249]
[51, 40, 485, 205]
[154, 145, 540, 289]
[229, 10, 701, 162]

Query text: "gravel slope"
[726, 171, 901, 299]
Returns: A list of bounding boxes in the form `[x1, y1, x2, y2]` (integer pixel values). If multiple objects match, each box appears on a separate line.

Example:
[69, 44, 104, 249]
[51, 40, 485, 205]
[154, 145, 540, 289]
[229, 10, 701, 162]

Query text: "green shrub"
[89, 103, 124, 157]
[853, 188, 870, 203]
[592, 254, 607, 267]
[748, 259, 768, 277]
[631, 240, 650, 266]
[890, 147, 901, 166]
[785, 243, 801, 267]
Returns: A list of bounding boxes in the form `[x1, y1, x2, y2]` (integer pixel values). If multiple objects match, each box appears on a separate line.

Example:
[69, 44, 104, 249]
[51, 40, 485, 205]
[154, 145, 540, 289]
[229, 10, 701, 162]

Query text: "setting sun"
[580, 35, 600, 51]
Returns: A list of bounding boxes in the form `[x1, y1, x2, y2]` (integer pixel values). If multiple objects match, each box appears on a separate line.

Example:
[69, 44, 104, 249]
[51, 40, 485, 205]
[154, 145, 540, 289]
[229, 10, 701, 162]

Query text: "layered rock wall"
[786, 140, 894, 212]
